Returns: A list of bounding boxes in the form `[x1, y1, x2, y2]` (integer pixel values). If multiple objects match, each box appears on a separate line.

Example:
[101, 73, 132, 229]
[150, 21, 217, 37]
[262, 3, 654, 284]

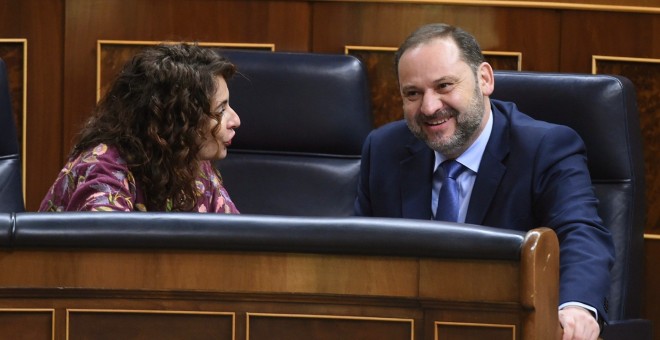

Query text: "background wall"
[1, 0, 659, 335]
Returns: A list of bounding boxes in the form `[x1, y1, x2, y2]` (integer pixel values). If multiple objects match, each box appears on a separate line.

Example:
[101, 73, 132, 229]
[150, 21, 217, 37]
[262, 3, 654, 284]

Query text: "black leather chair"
[214, 50, 373, 217]
[0, 58, 24, 213]
[492, 71, 651, 339]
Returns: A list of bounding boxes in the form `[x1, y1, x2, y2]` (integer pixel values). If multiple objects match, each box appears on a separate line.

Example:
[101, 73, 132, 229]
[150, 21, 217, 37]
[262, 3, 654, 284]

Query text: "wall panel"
[560, 11, 660, 73]
[1, 0, 659, 336]
[0, 0, 65, 212]
[63, 0, 311, 165]
[311, 2, 561, 71]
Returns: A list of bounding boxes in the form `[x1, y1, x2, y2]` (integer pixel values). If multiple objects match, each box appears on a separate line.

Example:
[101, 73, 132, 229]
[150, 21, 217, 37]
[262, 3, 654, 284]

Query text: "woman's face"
[197, 76, 240, 160]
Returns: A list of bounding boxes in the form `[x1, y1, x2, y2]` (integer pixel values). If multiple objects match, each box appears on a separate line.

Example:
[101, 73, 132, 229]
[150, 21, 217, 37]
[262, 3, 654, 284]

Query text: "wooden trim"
[434, 320, 516, 340]
[345, 46, 522, 71]
[592, 55, 660, 74]
[66, 309, 235, 340]
[312, 0, 660, 14]
[96, 40, 276, 102]
[344, 45, 397, 54]
[483, 51, 522, 71]
[0, 308, 55, 340]
[247, 312, 415, 340]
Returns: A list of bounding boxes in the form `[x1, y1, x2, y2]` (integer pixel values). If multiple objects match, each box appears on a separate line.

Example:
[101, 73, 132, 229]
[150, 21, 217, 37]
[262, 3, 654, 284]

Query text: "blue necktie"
[434, 160, 465, 222]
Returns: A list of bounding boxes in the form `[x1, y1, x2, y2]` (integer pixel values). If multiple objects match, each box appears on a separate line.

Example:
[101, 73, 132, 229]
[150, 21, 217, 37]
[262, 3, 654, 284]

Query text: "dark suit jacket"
[355, 99, 615, 320]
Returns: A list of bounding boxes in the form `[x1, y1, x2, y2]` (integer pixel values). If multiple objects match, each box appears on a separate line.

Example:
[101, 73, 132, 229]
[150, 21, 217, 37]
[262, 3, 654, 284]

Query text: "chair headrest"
[218, 50, 373, 155]
[492, 71, 643, 182]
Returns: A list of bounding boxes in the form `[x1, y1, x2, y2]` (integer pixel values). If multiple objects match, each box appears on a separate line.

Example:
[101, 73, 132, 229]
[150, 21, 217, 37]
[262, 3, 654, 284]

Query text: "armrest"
[601, 319, 652, 340]
[7, 212, 526, 260]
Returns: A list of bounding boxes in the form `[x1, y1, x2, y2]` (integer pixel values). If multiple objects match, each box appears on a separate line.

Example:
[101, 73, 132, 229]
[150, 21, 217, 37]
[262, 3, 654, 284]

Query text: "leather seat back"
[215, 50, 373, 216]
[492, 71, 646, 322]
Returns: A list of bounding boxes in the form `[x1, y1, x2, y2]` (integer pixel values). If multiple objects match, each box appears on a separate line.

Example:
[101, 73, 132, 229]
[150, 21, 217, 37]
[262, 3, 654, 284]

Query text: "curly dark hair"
[72, 43, 236, 211]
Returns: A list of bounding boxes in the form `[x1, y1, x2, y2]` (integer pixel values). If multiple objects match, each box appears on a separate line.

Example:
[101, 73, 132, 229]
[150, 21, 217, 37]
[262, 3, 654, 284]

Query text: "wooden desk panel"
[0, 228, 559, 339]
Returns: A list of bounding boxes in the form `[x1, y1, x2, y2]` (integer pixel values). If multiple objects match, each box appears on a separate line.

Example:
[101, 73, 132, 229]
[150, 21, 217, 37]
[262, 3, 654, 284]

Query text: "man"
[354, 23, 614, 340]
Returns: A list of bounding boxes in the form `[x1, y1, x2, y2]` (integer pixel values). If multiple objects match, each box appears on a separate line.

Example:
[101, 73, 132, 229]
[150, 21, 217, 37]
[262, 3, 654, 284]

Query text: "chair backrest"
[492, 71, 646, 322]
[0, 58, 24, 213]
[215, 50, 373, 216]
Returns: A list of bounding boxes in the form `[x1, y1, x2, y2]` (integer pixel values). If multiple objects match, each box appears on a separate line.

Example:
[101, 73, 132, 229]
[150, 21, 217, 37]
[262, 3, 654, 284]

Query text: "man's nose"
[420, 91, 444, 116]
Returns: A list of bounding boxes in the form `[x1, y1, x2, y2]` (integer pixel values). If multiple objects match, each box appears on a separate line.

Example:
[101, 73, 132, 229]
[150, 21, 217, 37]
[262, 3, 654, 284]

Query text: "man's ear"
[478, 62, 495, 96]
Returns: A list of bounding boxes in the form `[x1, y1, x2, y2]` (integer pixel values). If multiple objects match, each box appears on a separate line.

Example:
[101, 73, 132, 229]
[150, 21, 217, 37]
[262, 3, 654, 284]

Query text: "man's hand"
[559, 306, 600, 340]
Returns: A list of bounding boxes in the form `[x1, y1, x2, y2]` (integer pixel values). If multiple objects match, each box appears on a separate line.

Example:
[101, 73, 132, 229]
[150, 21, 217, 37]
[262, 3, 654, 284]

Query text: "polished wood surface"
[313, 0, 660, 11]
[0, 228, 559, 339]
[0, 0, 64, 213]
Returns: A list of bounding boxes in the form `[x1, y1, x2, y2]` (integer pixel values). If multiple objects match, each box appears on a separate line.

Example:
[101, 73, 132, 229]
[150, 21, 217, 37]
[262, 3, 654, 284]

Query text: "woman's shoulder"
[75, 143, 126, 166]
[197, 160, 239, 214]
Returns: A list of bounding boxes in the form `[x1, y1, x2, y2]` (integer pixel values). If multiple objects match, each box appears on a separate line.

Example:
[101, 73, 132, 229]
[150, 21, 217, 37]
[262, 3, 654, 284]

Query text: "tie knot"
[440, 160, 465, 180]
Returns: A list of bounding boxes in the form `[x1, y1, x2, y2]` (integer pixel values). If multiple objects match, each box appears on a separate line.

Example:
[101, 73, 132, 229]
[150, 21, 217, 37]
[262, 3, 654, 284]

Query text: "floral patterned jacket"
[39, 143, 239, 213]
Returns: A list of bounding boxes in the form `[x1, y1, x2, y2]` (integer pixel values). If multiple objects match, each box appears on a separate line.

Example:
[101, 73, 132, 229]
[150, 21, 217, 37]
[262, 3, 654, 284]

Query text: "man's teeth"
[428, 118, 449, 125]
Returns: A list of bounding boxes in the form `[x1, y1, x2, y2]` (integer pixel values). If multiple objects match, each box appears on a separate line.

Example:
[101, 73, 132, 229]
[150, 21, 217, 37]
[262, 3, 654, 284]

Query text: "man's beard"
[406, 87, 485, 157]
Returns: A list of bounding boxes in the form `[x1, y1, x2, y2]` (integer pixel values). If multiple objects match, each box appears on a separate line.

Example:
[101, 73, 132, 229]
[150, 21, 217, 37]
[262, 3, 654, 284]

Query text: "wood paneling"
[0, 309, 53, 340]
[1, 0, 659, 336]
[68, 310, 234, 340]
[311, 2, 561, 71]
[0, 227, 559, 339]
[560, 11, 660, 73]
[313, 0, 660, 11]
[0, 0, 64, 211]
[63, 0, 311, 168]
[247, 313, 414, 340]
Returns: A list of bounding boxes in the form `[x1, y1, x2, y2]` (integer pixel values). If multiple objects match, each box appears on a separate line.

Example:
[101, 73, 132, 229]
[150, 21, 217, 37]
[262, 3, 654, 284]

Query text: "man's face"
[398, 37, 491, 158]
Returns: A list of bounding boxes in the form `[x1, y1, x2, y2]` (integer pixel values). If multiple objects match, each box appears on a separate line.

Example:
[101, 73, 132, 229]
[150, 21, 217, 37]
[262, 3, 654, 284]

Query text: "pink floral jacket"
[39, 143, 239, 213]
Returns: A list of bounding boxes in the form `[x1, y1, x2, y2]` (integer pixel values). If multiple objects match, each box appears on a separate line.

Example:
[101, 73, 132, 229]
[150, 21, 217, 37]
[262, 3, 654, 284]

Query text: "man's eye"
[404, 91, 420, 99]
[437, 83, 454, 91]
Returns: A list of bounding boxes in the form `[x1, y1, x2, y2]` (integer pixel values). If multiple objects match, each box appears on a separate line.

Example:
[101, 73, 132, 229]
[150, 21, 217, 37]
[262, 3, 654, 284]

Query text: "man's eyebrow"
[433, 75, 459, 84]
[400, 84, 418, 92]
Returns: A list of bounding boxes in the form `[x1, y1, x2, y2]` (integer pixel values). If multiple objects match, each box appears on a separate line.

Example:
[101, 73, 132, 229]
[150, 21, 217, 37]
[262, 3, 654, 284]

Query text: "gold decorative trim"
[484, 50, 522, 71]
[645, 234, 660, 241]
[96, 40, 276, 101]
[247, 312, 414, 340]
[435, 320, 516, 340]
[66, 309, 235, 340]
[345, 45, 522, 71]
[344, 45, 397, 54]
[312, 0, 660, 14]
[0, 38, 27, 203]
[592, 55, 660, 73]
[0, 308, 55, 340]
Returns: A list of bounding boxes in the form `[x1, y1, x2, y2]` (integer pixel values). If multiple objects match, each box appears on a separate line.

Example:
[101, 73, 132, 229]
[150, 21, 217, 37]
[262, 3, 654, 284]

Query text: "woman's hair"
[72, 42, 236, 211]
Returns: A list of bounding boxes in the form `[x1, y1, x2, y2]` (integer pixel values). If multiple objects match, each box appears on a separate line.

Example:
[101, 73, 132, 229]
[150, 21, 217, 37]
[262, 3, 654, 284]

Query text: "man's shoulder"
[368, 119, 414, 142]
[493, 99, 563, 128]
[491, 99, 584, 150]
[492, 99, 575, 136]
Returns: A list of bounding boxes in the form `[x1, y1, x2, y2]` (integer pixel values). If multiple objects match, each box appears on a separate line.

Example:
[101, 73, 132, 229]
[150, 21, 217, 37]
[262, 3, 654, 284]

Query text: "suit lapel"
[401, 137, 434, 220]
[466, 104, 509, 225]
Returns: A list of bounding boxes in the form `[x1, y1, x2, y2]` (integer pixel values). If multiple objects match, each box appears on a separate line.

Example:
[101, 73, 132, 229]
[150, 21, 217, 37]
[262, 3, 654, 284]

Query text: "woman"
[39, 43, 240, 213]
